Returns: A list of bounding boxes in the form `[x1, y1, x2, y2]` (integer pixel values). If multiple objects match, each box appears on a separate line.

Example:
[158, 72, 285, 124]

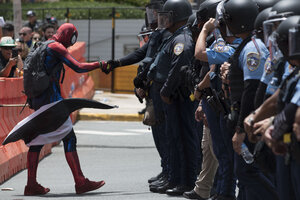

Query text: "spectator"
[18, 27, 33, 49]
[46, 15, 59, 30]
[32, 31, 41, 45]
[0, 37, 23, 77]
[15, 41, 29, 61]
[41, 23, 55, 42]
[2, 23, 14, 38]
[24, 10, 42, 33]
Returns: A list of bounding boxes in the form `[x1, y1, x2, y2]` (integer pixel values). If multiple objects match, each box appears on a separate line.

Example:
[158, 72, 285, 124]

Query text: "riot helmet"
[263, 1, 300, 45]
[146, 1, 163, 30]
[196, 0, 221, 24]
[254, 0, 280, 12]
[137, 24, 152, 47]
[271, 0, 300, 16]
[157, 0, 192, 29]
[187, 13, 200, 41]
[215, 1, 233, 37]
[222, 0, 259, 35]
[275, 15, 300, 60]
[254, 8, 273, 41]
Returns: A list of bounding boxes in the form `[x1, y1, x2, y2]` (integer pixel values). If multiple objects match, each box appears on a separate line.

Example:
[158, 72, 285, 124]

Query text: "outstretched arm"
[48, 42, 101, 73]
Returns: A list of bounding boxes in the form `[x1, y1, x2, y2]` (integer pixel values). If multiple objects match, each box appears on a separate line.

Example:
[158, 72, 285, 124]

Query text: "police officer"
[244, 15, 300, 200]
[186, 1, 241, 199]
[101, 1, 172, 188]
[221, 0, 279, 199]
[147, 0, 200, 196]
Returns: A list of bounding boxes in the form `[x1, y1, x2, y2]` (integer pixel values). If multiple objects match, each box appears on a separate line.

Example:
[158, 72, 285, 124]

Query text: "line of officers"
[100, 0, 300, 199]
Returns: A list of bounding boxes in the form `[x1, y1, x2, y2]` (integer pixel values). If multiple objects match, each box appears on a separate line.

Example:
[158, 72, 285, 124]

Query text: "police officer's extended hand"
[232, 132, 246, 154]
[99, 59, 121, 74]
[203, 18, 216, 34]
[99, 60, 110, 74]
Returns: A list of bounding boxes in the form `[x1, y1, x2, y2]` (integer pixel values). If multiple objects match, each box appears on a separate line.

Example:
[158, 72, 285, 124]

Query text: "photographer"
[0, 37, 23, 77]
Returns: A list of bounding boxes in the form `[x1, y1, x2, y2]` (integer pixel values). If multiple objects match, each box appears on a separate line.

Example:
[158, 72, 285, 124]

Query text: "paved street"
[0, 121, 182, 200]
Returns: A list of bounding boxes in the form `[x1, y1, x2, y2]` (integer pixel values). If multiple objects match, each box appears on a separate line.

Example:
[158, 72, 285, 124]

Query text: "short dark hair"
[2, 23, 14, 33]
[42, 23, 55, 32]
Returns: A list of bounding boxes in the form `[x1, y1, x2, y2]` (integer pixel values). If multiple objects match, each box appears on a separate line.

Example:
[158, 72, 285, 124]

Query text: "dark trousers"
[202, 99, 236, 197]
[234, 140, 278, 200]
[150, 83, 169, 175]
[164, 97, 199, 186]
[276, 155, 300, 200]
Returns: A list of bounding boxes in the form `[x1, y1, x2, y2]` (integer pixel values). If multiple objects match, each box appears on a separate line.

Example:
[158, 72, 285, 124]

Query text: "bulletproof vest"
[228, 36, 252, 105]
[137, 30, 164, 74]
[277, 67, 300, 113]
[148, 26, 188, 83]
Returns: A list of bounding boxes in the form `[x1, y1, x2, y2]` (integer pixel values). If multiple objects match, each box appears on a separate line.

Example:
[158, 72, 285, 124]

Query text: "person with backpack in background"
[22, 23, 108, 196]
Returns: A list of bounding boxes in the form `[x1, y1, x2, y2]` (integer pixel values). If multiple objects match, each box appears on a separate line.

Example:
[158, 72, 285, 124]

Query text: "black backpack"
[23, 40, 55, 98]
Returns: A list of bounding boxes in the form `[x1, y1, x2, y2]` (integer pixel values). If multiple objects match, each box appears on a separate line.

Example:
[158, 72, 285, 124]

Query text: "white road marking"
[75, 129, 149, 136]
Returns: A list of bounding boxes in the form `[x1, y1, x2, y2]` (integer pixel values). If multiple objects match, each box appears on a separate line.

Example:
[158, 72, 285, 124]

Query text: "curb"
[78, 113, 144, 121]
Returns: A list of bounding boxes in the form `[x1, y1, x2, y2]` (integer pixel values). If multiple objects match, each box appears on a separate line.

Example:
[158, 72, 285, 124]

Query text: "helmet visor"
[157, 12, 173, 29]
[289, 25, 300, 58]
[146, 7, 159, 25]
[268, 32, 283, 63]
[137, 31, 152, 47]
[215, 1, 225, 25]
[263, 17, 286, 45]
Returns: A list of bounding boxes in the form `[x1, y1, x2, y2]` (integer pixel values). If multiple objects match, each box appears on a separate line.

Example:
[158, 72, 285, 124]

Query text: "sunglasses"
[1, 46, 14, 50]
[19, 32, 27, 36]
[33, 37, 40, 40]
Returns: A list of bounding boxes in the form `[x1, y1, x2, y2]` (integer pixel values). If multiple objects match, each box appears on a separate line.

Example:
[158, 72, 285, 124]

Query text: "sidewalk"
[78, 90, 146, 121]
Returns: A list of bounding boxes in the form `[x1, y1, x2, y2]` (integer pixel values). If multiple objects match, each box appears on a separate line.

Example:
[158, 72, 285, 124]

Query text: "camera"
[12, 48, 18, 58]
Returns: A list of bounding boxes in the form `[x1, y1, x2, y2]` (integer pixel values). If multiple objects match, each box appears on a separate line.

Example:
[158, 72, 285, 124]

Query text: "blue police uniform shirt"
[291, 78, 300, 106]
[207, 38, 242, 66]
[282, 63, 294, 80]
[265, 62, 291, 95]
[260, 56, 275, 85]
[238, 38, 269, 80]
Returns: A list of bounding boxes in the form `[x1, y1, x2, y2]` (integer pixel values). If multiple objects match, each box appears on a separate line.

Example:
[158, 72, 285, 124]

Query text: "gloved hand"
[107, 59, 121, 69]
[99, 60, 110, 74]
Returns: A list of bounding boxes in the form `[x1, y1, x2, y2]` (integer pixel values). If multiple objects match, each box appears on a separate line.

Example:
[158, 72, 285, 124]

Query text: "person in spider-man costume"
[24, 23, 107, 196]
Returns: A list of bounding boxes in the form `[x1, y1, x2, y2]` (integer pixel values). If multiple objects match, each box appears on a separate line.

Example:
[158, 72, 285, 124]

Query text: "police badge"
[247, 52, 260, 71]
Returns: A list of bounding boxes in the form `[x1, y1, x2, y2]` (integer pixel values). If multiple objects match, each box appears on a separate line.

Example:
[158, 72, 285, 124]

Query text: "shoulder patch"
[264, 57, 273, 74]
[213, 41, 229, 53]
[174, 43, 184, 56]
[247, 52, 260, 71]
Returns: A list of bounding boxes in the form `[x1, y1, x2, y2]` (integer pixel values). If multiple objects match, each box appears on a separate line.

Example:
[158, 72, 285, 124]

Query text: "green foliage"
[0, 1, 146, 21]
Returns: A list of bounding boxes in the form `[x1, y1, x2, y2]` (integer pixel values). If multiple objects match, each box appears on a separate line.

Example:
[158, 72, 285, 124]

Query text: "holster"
[204, 88, 228, 115]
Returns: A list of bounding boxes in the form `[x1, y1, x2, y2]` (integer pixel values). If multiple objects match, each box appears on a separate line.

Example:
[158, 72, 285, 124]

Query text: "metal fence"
[0, 7, 145, 62]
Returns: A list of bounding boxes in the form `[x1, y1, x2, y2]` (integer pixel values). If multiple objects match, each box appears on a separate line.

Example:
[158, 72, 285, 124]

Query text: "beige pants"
[194, 125, 219, 199]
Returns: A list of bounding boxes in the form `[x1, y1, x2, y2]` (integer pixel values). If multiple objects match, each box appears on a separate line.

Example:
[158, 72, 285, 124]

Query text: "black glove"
[107, 59, 121, 69]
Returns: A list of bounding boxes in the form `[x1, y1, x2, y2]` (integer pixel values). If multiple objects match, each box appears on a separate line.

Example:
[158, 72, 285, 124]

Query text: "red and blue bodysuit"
[25, 23, 106, 196]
